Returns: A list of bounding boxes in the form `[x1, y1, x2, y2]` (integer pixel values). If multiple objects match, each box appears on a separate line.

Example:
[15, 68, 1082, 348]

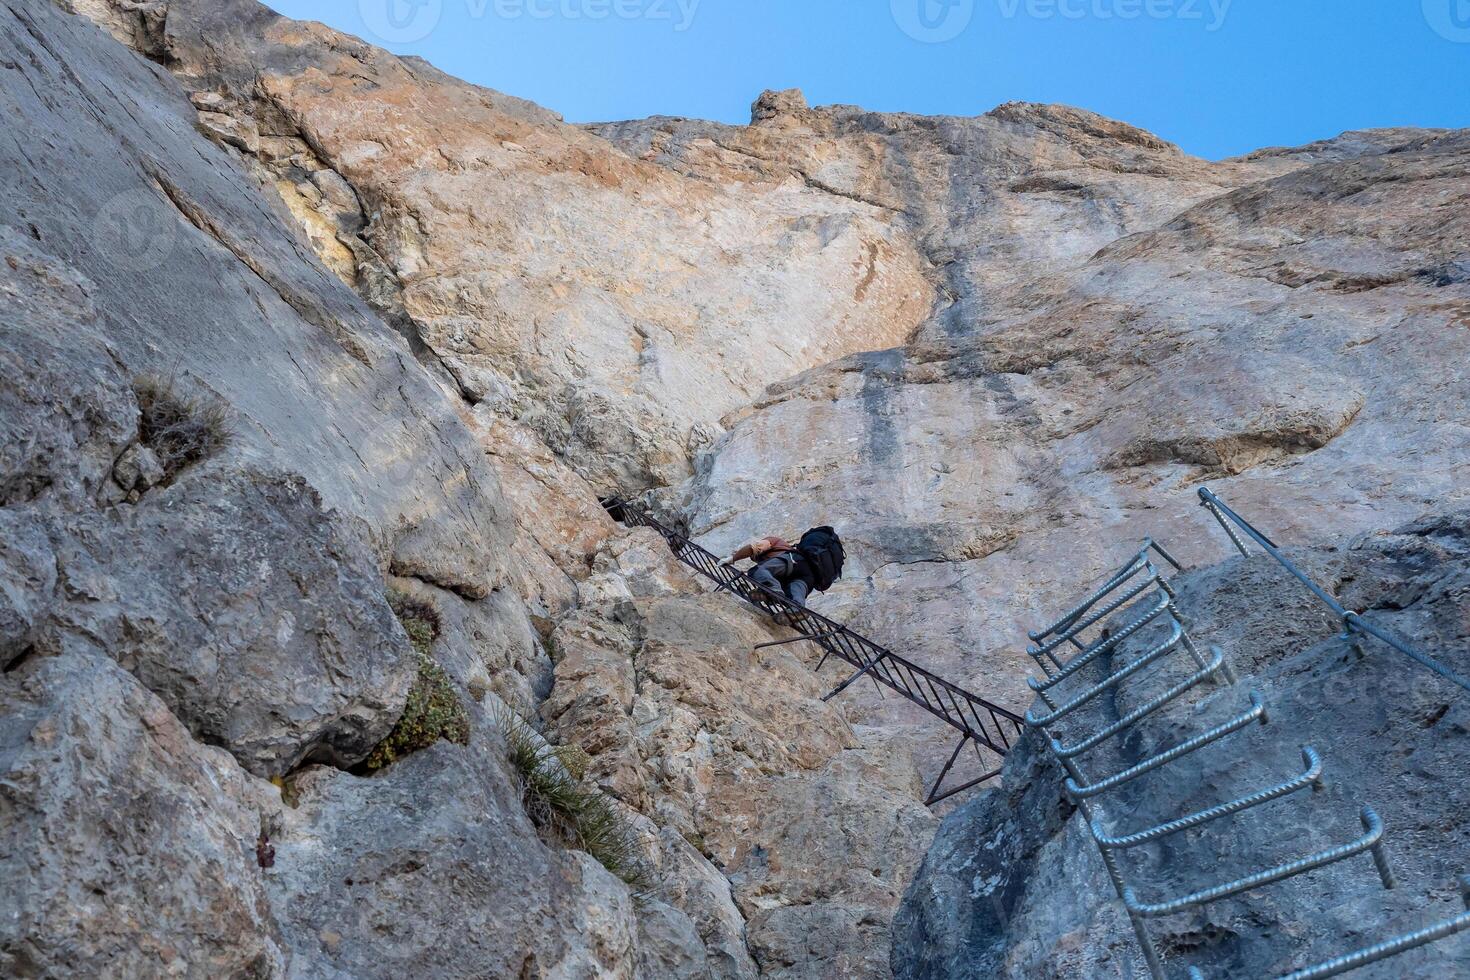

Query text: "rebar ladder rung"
[1026, 619, 1186, 726]
[1276, 877, 1470, 980]
[1091, 747, 1324, 850]
[1029, 589, 1174, 686]
[1126, 807, 1393, 919]
[1064, 691, 1268, 800]
[1028, 523, 1465, 980]
[1030, 548, 1152, 642]
[1051, 645, 1229, 759]
[1032, 571, 1162, 658]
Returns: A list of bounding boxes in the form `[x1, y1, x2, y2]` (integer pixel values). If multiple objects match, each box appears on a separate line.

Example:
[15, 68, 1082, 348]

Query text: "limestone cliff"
[2, 2, 932, 975]
[4, 0, 1468, 978]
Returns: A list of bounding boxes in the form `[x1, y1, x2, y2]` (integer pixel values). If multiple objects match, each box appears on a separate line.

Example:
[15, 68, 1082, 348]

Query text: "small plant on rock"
[358, 591, 470, 773]
[387, 591, 439, 657]
[494, 707, 649, 892]
[133, 373, 232, 481]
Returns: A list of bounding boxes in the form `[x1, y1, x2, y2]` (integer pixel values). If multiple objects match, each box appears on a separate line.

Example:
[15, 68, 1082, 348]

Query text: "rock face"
[0, 2, 655, 975]
[591, 98, 1270, 334]
[2, 4, 941, 976]
[0, 651, 284, 977]
[86, 0, 934, 491]
[894, 517, 1470, 977]
[676, 125, 1470, 780]
[9, 0, 1470, 977]
[46, 470, 416, 777]
[543, 530, 938, 978]
[265, 733, 644, 979]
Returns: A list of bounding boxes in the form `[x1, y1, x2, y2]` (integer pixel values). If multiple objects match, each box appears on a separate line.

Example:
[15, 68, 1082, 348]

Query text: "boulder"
[0, 652, 285, 978]
[42, 469, 416, 778]
[265, 737, 641, 978]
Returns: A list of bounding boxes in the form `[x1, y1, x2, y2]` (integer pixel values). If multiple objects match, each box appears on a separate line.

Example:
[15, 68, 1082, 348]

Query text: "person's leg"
[750, 557, 785, 597]
[786, 578, 810, 607]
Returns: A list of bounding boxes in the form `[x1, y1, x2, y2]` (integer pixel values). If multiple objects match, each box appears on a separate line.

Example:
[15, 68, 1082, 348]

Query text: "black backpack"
[796, 527, 844, 592]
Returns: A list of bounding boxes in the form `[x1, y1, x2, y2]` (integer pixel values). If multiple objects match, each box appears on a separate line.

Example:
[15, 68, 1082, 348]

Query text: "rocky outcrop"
[4, 0, 516, 585]
[0, 651, 285, 977]
[472, 408, 623, 620]
[82, 0, 934, 492]
[543, 530, 938, 978]
[266, 732, 644, 979]
[44, 469, 416, 777]
[591, 95, 1279, 335]
[0, 1, 657, 974]
[1, 0, 525, 782]
[12, 0, 1470, 976]
[894, 517, 1470, 977]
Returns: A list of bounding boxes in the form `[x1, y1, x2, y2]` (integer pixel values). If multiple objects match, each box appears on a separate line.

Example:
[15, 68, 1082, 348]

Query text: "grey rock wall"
[1, 651, 286, 977]
[894, 517, 1470, 978]
[7, 0, 1468, 976]
[0, 2, 659, 975]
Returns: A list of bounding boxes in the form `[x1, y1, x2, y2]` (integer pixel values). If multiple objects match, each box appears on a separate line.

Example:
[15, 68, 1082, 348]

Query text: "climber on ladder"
[726, 526, 844, 608]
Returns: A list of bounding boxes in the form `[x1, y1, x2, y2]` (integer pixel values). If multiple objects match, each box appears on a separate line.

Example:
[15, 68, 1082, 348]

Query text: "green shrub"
[133, 373, 231, 480]
[494, 708, 649, 891]
[358, 591, 470, 773]
[387, 591, 439, 656]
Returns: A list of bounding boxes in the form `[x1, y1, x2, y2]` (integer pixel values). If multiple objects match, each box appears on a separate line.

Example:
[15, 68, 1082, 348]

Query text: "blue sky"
[262, 0, 1470, 159]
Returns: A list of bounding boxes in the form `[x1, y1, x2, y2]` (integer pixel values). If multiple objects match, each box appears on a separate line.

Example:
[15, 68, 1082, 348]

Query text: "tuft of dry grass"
[494, 707, 650, 892]
[386, 591, 440, 657]
[133, 373, 231, 480]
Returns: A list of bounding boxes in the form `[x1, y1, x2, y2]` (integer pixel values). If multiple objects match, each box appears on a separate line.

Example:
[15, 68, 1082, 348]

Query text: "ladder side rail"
[1197, 488, 1470, 696]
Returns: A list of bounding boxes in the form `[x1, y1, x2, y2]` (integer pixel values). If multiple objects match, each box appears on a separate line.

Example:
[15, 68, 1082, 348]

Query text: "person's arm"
[728, 537, 770, 564]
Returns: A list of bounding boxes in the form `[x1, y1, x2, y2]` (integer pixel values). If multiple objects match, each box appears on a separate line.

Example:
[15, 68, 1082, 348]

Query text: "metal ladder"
[1023, 506, 1470, 978]
[605, 499, 1024, 804]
